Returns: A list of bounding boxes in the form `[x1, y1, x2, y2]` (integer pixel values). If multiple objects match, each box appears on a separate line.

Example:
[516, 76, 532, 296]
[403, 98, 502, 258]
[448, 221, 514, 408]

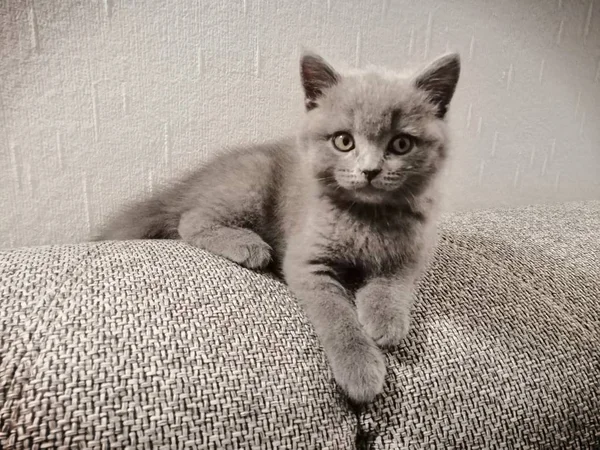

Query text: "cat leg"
[284, 254, 386, 404]
[178, 208, 272, 270]
[355, 275, 415, 348]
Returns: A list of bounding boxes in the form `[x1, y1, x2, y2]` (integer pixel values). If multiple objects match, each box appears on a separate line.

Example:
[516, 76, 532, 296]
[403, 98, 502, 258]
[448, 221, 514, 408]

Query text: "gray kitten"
[97, 52, 460, 404]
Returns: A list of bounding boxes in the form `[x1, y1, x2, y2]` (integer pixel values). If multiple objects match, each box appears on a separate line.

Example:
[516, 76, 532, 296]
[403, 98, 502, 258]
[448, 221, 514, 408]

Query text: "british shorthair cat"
[98, 51, 460, 403]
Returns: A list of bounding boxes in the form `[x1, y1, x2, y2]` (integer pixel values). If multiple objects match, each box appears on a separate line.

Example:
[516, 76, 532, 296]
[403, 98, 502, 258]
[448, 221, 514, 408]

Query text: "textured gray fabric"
[0, 243, 355, 448]
[363, 201, 600, 449]
[1, 202, 599, 449]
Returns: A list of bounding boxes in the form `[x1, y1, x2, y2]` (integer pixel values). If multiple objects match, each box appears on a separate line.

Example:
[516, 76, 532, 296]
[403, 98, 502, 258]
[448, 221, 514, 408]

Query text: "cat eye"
[332, 132, 355, 152]
[388, 134, 415, 155]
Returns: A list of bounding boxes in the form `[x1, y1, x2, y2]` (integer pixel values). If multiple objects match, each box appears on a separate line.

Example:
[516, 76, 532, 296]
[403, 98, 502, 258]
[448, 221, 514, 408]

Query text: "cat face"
[299, 53, 460, 206]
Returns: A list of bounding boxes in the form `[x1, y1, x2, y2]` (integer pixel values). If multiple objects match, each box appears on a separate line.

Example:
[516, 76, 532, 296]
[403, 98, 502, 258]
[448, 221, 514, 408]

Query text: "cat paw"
[187, 228, 272, 270]
[220, 235, 272, 269]
[330, 339, 386, 404]
[358, 302, 411, 348]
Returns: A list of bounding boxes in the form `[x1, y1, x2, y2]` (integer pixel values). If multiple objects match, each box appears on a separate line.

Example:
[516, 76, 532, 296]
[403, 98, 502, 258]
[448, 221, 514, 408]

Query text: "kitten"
[97, 52, 460, 404]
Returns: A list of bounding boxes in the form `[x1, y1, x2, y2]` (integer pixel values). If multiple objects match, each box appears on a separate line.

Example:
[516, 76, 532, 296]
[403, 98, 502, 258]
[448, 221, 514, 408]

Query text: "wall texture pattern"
[1, 0, 599, 248]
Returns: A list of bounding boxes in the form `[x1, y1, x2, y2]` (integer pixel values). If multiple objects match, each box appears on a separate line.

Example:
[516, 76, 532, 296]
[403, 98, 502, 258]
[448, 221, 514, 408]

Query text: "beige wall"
[1, 0, 599, 248]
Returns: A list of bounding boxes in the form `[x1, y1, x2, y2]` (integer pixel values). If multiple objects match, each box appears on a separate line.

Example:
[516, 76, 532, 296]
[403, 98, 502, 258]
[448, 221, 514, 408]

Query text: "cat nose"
[362, 169, 381, 181]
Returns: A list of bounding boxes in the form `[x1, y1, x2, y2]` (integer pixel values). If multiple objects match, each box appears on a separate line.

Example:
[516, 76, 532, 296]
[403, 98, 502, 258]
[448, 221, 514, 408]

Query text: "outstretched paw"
[330, 338, 386, 404]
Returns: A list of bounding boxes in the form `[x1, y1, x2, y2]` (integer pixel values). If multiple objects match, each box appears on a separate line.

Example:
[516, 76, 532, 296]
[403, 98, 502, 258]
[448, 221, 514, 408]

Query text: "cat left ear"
[300, 52, 340, 110]
[414, 53, 461, 119]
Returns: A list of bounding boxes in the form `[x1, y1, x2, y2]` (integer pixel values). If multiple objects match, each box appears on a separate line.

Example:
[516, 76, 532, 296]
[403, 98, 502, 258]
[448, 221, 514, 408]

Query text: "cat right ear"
[300, 52, 340, 110]
[414, 53, 461, 119]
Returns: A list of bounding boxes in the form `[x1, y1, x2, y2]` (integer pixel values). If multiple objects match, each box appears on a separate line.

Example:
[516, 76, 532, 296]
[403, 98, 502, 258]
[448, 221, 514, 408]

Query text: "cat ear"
[300, 52, 340, 110]
[414, 53, 461, 119]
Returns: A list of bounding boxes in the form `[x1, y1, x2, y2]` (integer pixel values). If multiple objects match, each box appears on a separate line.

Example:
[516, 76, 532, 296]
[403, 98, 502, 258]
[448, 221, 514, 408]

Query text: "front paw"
[225, 237, 272, 269]
[330, 338, 386, 404]
[208, 230, 272, 269]
[358, 301, 411, 348]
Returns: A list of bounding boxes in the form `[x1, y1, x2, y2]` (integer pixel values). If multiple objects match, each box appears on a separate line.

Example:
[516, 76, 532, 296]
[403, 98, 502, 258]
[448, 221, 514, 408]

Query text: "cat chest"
[319, 224, 418, 289]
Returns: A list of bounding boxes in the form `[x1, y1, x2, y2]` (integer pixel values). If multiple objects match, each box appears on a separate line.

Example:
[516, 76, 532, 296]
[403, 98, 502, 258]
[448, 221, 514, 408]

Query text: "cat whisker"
[402, 191, 419, 212]
[316, 176, 338, 186]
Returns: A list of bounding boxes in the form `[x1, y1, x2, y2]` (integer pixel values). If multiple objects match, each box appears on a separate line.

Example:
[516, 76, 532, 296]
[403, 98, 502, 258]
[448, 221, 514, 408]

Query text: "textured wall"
[1, 0, 599, 248]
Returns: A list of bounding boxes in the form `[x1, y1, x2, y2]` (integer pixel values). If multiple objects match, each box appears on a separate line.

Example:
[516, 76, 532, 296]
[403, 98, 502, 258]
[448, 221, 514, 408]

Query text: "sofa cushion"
[1, 201, 599, 449]
[1, 242, 355, 448]
[363, 201, 600, 449]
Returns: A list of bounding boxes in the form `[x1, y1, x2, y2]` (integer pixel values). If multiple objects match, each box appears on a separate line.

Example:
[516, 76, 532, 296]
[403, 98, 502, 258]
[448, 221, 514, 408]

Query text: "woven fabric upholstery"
[1, 242, 355, 448]
[363, 201, 600, 449]
[1, 202, 599, 449]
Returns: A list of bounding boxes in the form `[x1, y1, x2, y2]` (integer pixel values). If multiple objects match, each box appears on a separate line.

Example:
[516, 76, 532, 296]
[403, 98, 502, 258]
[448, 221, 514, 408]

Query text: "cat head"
[298, 52, 460, 207]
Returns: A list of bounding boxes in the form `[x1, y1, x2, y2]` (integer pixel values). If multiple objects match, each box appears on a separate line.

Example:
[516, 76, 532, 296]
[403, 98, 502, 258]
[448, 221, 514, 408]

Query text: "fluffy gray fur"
[97, 52, 460, 404]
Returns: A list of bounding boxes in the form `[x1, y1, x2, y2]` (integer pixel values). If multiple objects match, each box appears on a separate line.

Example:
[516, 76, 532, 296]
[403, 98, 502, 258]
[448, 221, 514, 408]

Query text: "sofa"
[1, 201, 599, 449]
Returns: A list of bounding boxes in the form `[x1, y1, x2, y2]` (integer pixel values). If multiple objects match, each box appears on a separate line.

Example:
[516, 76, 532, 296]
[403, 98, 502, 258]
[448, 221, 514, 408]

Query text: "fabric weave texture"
[1, 202, 599, 449]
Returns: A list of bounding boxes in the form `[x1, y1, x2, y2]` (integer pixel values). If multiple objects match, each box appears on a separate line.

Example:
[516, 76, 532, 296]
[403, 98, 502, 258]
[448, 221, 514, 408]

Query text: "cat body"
[98, 52, 460, 403]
